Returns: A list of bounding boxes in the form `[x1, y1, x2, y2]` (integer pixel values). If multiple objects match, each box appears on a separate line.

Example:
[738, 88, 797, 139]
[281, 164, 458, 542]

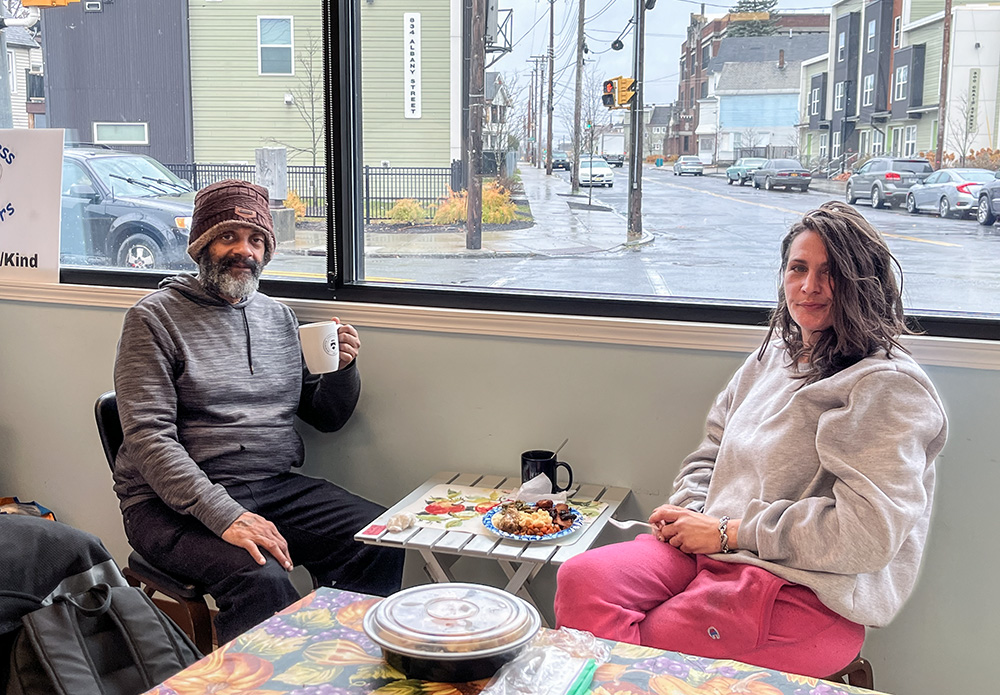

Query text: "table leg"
[498, 560, 551, 627]
[419, 550, 459, 583]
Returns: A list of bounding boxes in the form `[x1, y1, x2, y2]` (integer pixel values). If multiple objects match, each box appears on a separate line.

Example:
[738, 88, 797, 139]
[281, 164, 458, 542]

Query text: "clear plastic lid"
[363, 583, 541, 657]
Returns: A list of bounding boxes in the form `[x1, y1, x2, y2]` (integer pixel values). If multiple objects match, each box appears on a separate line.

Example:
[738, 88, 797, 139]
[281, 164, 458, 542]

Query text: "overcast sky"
[493, 0, 833, 138]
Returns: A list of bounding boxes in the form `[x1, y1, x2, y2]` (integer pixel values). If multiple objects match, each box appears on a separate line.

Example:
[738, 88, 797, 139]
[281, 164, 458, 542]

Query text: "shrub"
[482, 181, 516, 224]
[284, 190, 306, 221]
[433, 188, 468, 224]
[387, 198, 427, 224]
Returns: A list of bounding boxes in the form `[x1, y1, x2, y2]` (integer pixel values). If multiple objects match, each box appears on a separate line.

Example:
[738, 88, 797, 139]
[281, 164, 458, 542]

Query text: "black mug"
[520, 450, 574, 493]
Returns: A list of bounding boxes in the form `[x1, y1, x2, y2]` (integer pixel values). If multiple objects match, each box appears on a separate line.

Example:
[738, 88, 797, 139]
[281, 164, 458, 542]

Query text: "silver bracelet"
[719, 516, 733, 553]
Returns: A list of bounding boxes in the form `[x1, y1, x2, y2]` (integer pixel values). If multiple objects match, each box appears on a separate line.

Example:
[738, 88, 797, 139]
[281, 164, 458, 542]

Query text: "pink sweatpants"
[554, 534, 865, 678]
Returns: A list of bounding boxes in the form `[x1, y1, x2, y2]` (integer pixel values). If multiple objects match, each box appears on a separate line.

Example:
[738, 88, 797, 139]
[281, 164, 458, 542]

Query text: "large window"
[894, 65, 909, 101]
[93, 122, 149, 145]
[862, 74, 874, 107]
[904, 125, 917, 156]
[47, 0, 1000, 340]
[258, 16, 294, 75]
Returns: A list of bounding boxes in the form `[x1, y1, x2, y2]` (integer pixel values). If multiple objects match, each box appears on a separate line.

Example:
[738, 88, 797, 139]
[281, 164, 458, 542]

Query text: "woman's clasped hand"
[648, 505, 738, 555]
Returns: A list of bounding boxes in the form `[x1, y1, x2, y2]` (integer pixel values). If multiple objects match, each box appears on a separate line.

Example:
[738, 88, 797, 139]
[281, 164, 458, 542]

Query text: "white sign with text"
[0, 128, 63, 284]
[404, 13, 422, 119]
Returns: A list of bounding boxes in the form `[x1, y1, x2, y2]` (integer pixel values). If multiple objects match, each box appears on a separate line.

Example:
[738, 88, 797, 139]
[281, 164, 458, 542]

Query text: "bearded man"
[111, 180, 402, 645]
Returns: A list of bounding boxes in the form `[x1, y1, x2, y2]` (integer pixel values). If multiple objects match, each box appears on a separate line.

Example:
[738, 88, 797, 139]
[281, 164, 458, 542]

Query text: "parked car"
[61, 145, 196, 269]
[905, 168, 995, 218]
[726, 157, 767, 186]
[975, 170, 1000, 226]
[751, 159, 812, 191]
[673, 156, 704, 176]
[552, 151, 571, 170]
[579, 156, 614, 187]
[845, 156, 934, 209]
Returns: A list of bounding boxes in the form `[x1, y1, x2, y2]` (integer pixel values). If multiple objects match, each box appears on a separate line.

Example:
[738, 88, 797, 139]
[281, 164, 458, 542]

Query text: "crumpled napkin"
[386, 512, 416, 532]
[509, 474, 571, 505]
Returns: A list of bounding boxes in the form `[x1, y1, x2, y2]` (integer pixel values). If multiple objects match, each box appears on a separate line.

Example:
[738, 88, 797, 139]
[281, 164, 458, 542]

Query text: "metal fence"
[165, 163, 452, 222]
[362, 165, 452, 224]
[164, 163, 327, 217]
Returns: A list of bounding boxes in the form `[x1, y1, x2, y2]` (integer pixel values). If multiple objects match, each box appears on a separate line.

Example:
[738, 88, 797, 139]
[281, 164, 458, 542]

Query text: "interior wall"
[0, 297, 996, 695]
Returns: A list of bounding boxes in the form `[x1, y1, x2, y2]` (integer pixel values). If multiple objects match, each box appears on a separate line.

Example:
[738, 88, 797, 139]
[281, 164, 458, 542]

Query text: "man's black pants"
[122, 473, 403, 644]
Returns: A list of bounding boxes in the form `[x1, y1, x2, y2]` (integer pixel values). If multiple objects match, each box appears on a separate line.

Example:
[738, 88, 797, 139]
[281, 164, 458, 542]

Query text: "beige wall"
[0, 295, 997, 695]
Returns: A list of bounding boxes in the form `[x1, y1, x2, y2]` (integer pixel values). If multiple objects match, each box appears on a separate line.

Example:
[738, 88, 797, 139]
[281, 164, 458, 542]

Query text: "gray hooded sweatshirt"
[112, 274, 360, 536]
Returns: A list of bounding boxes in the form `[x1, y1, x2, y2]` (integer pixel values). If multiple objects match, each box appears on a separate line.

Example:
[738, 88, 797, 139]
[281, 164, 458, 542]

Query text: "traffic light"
[617, 77, 636, 107]
[602, 79, 617, 108]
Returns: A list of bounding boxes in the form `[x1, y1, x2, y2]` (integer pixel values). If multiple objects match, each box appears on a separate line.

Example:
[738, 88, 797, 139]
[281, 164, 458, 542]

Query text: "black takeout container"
[363, 583, 541, 682]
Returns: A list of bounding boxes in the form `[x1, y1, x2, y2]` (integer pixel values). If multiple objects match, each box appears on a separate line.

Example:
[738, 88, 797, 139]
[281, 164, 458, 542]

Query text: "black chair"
[95, 390, 215, 655]
[825, 655, 874, 690]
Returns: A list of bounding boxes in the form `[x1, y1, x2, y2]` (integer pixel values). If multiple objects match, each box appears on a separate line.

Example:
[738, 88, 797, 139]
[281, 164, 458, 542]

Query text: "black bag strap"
[52, 582, 113, 616]
[18, 589, 108, 695]
[16, 584, 200, 695]
[102, 586, 200, 686]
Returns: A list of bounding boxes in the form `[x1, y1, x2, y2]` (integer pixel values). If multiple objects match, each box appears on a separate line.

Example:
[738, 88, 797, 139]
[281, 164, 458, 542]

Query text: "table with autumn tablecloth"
[145, 587, 885, 695]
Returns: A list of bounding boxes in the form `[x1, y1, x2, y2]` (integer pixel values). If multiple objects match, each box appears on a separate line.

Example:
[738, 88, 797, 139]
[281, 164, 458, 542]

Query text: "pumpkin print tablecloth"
[146, 587, 886, 695]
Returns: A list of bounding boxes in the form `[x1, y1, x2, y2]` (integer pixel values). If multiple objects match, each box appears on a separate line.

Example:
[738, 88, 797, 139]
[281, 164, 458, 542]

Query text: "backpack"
[6, 583, 201, 695]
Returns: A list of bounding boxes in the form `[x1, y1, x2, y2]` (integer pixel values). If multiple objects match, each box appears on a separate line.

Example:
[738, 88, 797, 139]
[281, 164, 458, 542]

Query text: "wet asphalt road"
[270, 167, 1000, 316]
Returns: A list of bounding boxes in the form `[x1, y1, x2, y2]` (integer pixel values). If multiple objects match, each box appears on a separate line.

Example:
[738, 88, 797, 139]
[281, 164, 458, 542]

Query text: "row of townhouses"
[659, 1, 1000, 172]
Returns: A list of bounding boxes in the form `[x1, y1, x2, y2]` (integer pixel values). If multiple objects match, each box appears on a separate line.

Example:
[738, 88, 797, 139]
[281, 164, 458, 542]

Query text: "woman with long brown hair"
[554, 202, 948, 678]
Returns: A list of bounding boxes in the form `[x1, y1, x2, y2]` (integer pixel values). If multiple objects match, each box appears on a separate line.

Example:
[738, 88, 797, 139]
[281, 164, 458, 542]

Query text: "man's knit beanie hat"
[187, 179, 275, 263]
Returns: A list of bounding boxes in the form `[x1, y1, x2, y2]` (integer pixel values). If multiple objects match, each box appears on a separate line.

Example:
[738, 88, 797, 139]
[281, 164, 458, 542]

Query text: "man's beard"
[198, 254, 263, 301]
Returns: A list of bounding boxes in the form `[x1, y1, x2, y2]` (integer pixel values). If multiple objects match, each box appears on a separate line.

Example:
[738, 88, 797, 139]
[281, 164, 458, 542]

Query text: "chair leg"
[183, 598, 215, 655]
[824, 656, 873, 691]
[847, 657, 874, 690]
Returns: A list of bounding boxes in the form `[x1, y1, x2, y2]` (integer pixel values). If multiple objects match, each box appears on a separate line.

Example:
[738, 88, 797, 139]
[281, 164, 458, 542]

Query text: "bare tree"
[3, 0, 26, 18]
[266, 29, 324, 167]
[946, 90, 980, 166]
[557, 64, 613, 158]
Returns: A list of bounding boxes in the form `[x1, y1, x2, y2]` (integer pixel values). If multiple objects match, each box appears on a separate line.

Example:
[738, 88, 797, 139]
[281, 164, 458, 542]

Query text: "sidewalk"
[280, 163, 644, 259]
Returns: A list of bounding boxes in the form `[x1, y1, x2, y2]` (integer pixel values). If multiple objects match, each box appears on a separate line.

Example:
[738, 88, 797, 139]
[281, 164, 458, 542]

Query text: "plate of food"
[482, 500, 584, 541]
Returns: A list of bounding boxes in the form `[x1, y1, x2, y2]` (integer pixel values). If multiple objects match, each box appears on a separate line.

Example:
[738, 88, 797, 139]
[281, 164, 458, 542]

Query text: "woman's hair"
[760, 201, 913, 382]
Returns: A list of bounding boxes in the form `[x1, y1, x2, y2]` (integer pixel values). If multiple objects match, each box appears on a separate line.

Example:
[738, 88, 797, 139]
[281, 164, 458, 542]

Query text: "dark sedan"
[751, 159, 812, 192]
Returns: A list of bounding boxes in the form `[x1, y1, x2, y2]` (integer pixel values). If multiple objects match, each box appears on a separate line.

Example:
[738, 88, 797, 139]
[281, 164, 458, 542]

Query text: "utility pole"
[527, 62, 535, 165]
[545, 0, 555, 175]
[467, 0, 485, 250]
[529, 56, 546, 166]
[935, 0, 952, 169]
[627, 0, 648, 242]
[571, 0, 585, 192]
[0, 6, 14, 128]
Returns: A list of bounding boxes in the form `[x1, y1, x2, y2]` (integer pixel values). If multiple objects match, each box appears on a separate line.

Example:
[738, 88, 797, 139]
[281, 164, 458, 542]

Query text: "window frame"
[893, 16, 902, 48]
[258, 15, 295, 76]
[838, 31, 845, 61]
[56, 0, 1000, 342]
[862, 74, 874, 107]
[895, 64, 908, 101]
[810, 87, 820, 115]
[7, 50, 14, 95]
[834, 81, 845, 111]
[904, 124, 917, 156]
[92, 122, 150, 146]
[867, 19, 876, 53]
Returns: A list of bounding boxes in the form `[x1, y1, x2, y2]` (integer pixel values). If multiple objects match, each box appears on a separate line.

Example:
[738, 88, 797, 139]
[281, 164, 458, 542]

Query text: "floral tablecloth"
[146, 587, 884, 695]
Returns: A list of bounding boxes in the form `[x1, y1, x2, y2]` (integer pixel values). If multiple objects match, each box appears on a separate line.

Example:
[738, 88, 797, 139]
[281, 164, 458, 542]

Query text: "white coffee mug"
[299, 321, 340, 374]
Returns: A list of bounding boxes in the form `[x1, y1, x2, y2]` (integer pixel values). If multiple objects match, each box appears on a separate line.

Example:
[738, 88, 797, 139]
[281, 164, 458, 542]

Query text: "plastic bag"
[480, 628, 610, 695]
[511, 474, 572, 505]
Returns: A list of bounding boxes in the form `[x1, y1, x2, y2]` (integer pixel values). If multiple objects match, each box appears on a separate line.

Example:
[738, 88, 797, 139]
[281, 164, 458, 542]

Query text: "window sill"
[2, 280, 999, 370]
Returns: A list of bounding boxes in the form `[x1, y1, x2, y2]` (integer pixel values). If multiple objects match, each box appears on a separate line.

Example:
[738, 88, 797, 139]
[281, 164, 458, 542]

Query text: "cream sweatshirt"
[669, 341, 948, 627]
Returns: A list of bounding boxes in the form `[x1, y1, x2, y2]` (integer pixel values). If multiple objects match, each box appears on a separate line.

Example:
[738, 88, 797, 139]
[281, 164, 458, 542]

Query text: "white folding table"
[355, 471, 631, 621]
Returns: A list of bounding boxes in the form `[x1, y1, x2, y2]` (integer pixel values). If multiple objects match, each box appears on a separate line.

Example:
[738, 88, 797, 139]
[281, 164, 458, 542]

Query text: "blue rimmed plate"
[482, 506, 584, 541]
